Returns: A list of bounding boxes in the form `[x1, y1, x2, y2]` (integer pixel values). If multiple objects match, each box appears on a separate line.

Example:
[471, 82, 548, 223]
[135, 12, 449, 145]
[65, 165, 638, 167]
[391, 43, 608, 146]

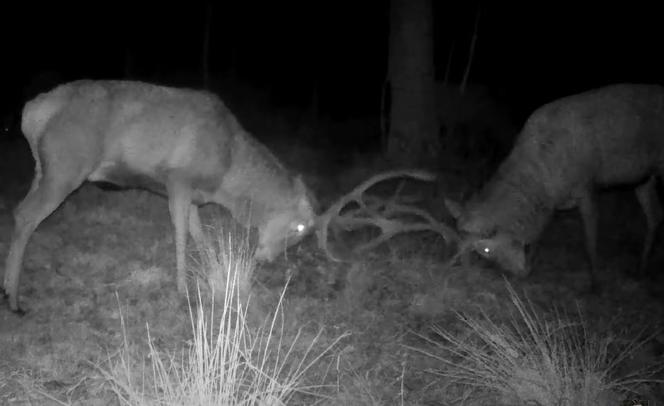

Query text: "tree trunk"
[387, 0, 438, 165]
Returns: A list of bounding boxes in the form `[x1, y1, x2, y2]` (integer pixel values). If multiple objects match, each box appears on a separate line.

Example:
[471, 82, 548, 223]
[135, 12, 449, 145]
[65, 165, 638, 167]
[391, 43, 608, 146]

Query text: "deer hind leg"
[3, 163, 87, 312]
[166, 179, 195, 295]
[578, 189, 599, 289]
[634, 176, 662, 274]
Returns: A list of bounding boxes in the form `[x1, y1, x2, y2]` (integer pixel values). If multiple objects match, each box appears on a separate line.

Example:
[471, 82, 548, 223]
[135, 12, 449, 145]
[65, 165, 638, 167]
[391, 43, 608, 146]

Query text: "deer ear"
[294, 175, 306, 194]
[298, 194, 313, 214]
[444, 198, 464, 219]
[293, 175, 317, 215]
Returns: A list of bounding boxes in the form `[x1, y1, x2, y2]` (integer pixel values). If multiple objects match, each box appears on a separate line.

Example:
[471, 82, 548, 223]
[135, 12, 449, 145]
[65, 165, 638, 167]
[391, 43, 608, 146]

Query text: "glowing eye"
[295, 223, 306, 233]
[483, 247, 491, 254]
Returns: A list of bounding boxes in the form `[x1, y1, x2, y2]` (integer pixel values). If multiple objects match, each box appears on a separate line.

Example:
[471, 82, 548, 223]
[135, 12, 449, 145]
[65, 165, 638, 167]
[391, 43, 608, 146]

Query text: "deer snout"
[464, 233, 531, 278]
[500, 257, 530, 278]
[254, 245, 279, 262]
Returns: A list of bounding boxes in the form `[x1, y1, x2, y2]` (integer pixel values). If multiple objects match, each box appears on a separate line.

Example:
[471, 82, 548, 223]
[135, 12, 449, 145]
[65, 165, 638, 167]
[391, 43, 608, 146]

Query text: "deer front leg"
[635, 176, 662, 274]
[167, 180, 193, 294]
[188, 204, 208, 250]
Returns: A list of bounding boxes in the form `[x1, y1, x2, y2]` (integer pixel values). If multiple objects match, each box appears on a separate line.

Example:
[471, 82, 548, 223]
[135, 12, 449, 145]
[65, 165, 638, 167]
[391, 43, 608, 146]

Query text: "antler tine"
[350, 169, 435, 196]
[356, 220, 446, 252]
[331, 201, 459, 251]
[381, 202, 459, 244]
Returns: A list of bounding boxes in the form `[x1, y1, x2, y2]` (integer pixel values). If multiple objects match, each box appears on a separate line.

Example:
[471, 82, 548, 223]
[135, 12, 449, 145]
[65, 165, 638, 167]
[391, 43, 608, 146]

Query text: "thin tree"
[202, 2, 213, 89]
[460, 6, 481, 95]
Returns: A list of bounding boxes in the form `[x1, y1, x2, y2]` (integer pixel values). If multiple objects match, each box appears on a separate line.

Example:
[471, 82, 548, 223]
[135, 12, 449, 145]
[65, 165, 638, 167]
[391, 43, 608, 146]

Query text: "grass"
[101, 223, 348, 406]
[409, 281, 664, 405]
[2, 142, 663, 404]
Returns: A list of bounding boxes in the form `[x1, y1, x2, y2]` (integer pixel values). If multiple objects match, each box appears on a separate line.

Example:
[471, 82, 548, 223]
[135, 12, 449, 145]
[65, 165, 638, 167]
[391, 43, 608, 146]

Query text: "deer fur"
[2, 80, 316, 311]
[446, 83, 664, 285]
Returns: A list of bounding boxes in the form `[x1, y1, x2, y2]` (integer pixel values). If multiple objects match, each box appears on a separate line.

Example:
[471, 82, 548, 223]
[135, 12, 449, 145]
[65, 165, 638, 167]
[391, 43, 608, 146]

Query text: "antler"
[317, 169, 459, 261]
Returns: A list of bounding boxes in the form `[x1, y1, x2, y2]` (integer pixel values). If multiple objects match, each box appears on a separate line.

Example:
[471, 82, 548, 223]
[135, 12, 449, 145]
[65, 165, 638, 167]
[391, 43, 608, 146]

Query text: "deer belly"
[595, 152, 655, 186]
[89, 161, 167, 193]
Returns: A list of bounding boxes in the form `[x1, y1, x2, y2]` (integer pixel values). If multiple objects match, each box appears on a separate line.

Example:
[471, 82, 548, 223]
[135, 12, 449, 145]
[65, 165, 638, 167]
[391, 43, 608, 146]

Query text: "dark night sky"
[2, 2, 664, 121]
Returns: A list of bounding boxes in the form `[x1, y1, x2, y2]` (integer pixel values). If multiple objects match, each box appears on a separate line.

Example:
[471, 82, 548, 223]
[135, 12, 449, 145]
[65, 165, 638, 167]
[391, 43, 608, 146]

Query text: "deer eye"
[474, 243, 492, 258]
[291, 222, 307, 235]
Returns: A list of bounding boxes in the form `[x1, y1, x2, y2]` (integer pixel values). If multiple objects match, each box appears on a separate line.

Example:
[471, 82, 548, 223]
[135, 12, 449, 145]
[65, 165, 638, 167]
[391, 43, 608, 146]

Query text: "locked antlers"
[317, 169, 459, 261]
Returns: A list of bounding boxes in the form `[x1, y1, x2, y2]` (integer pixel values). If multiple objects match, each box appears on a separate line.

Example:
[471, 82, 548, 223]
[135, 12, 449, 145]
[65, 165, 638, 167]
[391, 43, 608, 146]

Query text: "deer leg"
[525, 241, 538, 271]
[578, 190, 599, 289]
[188, 204, 208, 250]
[635, 176, 662, 275]
[167, 180, 193, 295]
[3, 170, 84, 312]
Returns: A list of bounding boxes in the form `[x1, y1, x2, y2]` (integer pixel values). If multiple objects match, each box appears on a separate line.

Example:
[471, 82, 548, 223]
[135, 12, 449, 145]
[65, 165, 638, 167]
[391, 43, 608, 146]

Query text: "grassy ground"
[0, 119, 663, 405]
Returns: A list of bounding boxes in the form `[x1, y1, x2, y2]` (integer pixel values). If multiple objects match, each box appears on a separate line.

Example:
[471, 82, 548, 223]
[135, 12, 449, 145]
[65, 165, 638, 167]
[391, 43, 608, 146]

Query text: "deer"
[2, 79, 463, 314]
[2, 80, 317, 312]
[444, 83, 664, 287]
